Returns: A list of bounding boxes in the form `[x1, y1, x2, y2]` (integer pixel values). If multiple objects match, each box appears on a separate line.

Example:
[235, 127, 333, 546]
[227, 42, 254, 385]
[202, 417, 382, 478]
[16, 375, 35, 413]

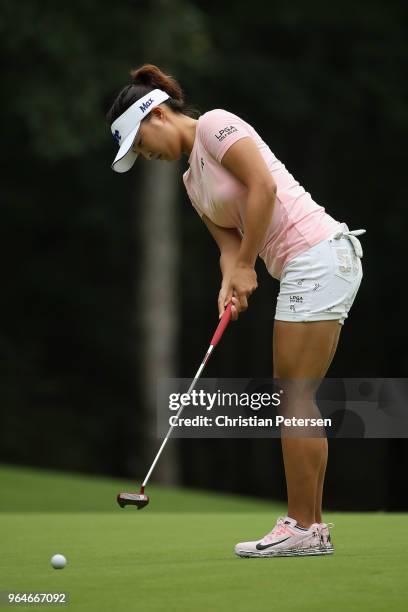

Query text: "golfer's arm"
[202, 214, 242, 276]
[237, 187, 276, 267]
[221, 138, 277, 267]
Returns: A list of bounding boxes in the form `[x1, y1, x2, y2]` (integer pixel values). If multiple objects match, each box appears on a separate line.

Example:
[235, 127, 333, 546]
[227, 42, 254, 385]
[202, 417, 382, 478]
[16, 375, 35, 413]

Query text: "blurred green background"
[1, 0, 407, 510]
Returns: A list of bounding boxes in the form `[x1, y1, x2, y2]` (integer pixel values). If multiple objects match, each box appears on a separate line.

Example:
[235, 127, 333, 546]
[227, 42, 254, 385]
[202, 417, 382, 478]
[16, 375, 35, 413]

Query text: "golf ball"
[51, 554, 67, 569]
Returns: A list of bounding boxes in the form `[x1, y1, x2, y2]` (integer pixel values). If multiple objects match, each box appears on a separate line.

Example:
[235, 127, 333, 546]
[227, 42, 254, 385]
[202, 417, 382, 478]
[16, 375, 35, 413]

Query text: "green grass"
[0, 464, 407, 611]
[0, 464, 274, 512]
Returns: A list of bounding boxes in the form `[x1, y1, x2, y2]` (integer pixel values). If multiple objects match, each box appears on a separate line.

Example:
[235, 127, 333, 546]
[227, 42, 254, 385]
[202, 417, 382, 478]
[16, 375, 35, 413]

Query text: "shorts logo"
[139, 98, 154, 113]
[214, 125, 238, 142]
[200, 157, 205, 170]
[290, 295, 303, 303]
[113, 129, 121, 144]
[335, 248, 351, 274]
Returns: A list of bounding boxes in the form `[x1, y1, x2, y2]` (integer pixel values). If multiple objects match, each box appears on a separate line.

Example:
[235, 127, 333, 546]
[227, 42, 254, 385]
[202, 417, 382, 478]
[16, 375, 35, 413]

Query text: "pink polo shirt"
[182, 109, 341, 280]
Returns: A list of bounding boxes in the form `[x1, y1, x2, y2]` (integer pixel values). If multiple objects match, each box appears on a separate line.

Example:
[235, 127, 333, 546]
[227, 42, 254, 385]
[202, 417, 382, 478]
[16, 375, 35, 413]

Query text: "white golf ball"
[51, 554, 67, 569]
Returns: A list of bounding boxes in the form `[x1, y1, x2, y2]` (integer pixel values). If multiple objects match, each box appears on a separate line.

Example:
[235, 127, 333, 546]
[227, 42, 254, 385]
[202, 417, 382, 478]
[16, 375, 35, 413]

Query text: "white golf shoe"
[235, 516, 323, 558]
[319, 522, 334, 554]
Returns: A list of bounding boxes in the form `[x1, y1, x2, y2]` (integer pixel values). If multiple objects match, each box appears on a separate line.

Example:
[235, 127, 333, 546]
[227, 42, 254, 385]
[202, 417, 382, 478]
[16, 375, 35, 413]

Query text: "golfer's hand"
[218, 263, 258, 321]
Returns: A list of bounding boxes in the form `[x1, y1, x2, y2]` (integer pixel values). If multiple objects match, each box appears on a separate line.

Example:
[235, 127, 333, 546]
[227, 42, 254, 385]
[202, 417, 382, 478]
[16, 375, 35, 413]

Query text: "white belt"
[333, 222, 366, 258]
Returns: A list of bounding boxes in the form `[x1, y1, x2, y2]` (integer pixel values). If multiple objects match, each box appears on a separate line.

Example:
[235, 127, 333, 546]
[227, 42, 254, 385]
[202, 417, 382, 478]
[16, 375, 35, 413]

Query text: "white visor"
[110, 88, 170, 173]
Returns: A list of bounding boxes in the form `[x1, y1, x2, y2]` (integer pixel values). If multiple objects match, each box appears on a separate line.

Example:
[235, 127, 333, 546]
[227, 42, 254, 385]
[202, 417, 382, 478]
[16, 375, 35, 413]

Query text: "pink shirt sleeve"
[199, 109, 252, 163]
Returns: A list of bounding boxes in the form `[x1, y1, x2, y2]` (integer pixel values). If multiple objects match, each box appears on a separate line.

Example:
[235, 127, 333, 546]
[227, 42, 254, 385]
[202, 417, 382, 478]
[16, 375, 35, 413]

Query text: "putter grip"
[210, 302, 232, 348]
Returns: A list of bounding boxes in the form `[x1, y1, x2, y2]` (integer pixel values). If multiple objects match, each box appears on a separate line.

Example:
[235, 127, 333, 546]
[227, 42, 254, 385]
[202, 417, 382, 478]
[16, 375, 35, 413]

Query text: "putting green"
[0, 465, 406, 611]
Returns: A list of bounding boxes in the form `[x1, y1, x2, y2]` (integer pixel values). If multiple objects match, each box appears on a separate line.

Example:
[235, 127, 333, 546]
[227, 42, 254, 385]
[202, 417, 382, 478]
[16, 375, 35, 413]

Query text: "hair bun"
[131, 65, 153, 86]
[130, 64, 184, 103]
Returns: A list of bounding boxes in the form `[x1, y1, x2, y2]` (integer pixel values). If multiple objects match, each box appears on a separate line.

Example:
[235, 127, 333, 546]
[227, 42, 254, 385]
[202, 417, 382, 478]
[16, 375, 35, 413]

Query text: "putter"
[117, 302, 233, 509]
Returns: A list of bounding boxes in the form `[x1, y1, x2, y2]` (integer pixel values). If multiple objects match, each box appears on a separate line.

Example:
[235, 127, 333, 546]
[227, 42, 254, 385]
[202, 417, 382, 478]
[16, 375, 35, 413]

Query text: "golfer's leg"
[273, 320, 341, 528]
[314, 324, 342, 522]
[314, 438, 328, 524]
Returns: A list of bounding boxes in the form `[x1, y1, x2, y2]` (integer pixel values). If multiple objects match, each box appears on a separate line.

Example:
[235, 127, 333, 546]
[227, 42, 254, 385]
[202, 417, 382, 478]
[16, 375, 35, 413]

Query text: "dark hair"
[106, 64, 200, 125]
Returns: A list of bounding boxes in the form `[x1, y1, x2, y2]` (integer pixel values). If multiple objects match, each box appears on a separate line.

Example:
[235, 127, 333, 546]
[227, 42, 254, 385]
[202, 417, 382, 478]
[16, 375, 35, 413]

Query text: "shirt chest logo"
[200, 157, 205, 170]
[214, 125, 238, 142]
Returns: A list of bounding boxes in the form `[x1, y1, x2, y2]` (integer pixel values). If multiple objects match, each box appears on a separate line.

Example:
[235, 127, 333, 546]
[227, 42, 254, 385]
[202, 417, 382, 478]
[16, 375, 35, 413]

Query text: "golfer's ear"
[151, 106, 166, 121]
[221, 138, 277, 196]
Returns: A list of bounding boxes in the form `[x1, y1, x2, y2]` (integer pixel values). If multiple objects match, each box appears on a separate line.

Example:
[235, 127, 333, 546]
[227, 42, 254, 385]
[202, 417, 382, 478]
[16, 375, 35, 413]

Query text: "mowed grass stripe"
[0, 463, 276, 512]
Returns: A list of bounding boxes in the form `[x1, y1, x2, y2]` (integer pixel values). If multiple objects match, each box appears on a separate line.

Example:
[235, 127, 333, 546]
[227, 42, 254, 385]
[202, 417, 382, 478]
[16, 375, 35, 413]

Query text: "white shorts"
[275, 224, 365, 326]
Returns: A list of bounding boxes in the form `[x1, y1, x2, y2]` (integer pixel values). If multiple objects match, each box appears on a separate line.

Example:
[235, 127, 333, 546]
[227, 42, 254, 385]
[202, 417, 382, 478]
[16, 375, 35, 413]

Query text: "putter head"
[117, 492, 150, 510]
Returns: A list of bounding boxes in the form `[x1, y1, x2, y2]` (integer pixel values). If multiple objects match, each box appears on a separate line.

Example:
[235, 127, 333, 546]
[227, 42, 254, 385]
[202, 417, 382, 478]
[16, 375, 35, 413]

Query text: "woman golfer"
[107, 64, 365, 557]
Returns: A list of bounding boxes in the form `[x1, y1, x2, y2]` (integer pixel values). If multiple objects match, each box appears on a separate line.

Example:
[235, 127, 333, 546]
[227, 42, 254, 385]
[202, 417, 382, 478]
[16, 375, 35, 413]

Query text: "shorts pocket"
[330, 239, 359, 283]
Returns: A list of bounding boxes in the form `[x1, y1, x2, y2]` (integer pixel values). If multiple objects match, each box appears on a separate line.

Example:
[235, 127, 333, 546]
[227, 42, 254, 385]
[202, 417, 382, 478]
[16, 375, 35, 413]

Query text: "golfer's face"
[132, 111, 180, 162]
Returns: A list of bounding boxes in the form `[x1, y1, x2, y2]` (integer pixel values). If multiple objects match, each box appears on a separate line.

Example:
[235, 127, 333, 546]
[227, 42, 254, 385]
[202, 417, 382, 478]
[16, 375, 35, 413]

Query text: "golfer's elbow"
[248, 180, 277, 211]
[263, 179, 277, 201]
[250, 175, 276, 197]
